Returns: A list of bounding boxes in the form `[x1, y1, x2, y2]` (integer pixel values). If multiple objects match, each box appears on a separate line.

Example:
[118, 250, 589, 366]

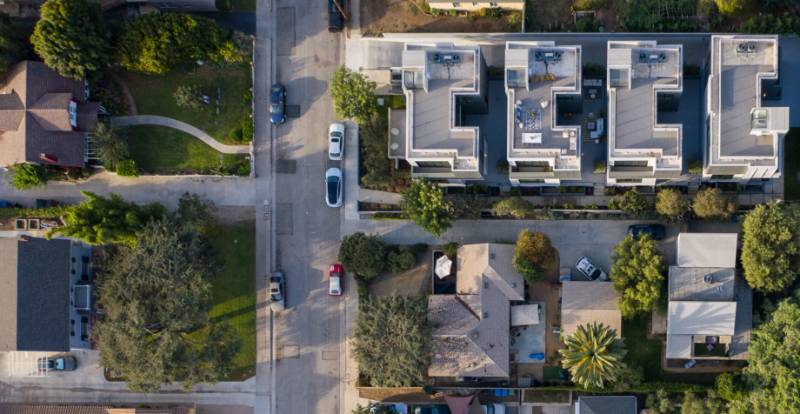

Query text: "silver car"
[269, 272, 285, 312]
[325, 167, 343, 208]
[576, 256, 608, 281]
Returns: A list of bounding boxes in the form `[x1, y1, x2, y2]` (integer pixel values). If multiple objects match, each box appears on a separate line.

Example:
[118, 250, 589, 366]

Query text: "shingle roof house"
[666, 233, 752, 360]
[0, 61, 99, 168]
[428, 244, 524, 379]
[561, 281, 622, 339]
[0, 237, 73, 352]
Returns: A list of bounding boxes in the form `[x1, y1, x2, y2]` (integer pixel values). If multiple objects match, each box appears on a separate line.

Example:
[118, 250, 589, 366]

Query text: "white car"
[325, 167, 343, 208]
[328, 123, 345, 160]
[576, 256, 608, 281]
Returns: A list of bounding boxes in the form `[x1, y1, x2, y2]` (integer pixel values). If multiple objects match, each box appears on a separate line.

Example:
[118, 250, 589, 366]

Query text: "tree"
[0, 13, 31, 76]
[741, 203, 800, 292]
[9, 163, 47, 190]
[559, 322, 626, 389]
[329, 66, 378, 123]
[352, 295, 429, 387]
[513, 230, 556, 284]
[117, 13, 234, 75]
[573, 0, 605, 11]
[692, 187, 736, 220]
[401, 179, 453, 237]
[681, 390, 726, 414]
[492, 197, 535, 219]
[338, 232, 386, 279]
[714, 0, 750, 15]
[729, 300, 800, 414]
[30, 0, 110, 79]
[50, 191, 166, 246]
[387, 248, 416, 275]
[655, 188, 689, 221]
[173, 84, 204, 110]
[177, 192, 217, 234]
[359, 113, 391, 188]
[609, 188, 649, 217]
[94, 220, 239, 392]
[93, 122, 129, 169]
[646, 389, 674, 414]
[611, 234, 664, 318]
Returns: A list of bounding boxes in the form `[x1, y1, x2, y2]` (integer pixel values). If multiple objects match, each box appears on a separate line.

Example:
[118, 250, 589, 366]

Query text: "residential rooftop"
[607, 40, 683, 184]
[504, 41, 582, 182]
[706, 35, 790, 178]
[399, 43, 484, 176]
[561, 281, 621, 339]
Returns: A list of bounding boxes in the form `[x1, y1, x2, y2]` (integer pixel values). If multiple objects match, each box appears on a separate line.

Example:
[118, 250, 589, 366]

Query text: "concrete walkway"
[358, 188, 402, 205]
[111, 115, 251, 154]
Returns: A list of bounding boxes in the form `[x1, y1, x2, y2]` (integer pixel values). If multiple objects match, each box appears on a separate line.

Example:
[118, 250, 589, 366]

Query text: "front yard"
[124, 125, 250, 175]
[207, 223, 257, 380]
[361, 0, 521, 34]
[120, 63, 252, 145]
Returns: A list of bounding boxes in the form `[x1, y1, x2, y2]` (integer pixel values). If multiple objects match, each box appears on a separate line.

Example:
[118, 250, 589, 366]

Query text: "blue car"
[270, 83, 286, 125]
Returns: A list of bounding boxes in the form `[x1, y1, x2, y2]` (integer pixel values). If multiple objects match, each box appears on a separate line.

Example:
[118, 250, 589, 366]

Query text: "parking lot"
[0, 349, 105, 383]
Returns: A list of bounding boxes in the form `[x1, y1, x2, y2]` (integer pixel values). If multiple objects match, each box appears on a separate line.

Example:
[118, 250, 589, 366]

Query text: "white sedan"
[325, 167, 343, 208]
[328, 123, 345, 160]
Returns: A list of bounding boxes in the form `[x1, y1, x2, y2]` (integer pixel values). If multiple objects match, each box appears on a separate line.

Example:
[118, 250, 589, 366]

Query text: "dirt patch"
[526, 250, 563, 362]
[360, 0, 521, 34]
[368, 247, 431, 297]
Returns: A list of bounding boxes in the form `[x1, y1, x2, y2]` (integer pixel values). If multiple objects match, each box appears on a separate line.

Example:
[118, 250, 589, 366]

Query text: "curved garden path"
[111, 115, 251, 154]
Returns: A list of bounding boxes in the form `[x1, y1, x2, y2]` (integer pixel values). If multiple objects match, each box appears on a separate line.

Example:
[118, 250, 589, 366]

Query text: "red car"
[329, 263, 343, 296]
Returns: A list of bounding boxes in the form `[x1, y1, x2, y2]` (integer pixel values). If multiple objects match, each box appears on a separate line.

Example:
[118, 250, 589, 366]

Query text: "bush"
[715, 372, 746, 401]
[9, 163, 47, 190]
[492, 197, 534, 219]
[93, 122, 129, 169]
[692, 187, 736, 220]
[115, 159, 138, 177]
[688, 158, 703, 175]
[449, 194, 488, 219]
[388, 248, 416, 275]
[339, 232, 386, 280]
[655, 188, 689, 220]
[496, 159, 509, 174]
[513, 230, 556, 284]
[609, 188, 649, 217]
[574, 0, 605, 10]
[442, 242, 458, 259]
[714, 0, 750, 15]
[741, 203, 800, 292]
[594, 160, 606, 173]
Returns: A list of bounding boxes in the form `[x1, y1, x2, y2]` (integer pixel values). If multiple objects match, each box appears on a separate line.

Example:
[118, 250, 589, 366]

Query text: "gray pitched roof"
[576, 396, 637, 414]
[0, 237, 71, 352]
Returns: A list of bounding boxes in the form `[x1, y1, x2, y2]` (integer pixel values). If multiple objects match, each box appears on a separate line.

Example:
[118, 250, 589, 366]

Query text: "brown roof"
[0, 61, 98, 168]
[561, 281, 622, 338]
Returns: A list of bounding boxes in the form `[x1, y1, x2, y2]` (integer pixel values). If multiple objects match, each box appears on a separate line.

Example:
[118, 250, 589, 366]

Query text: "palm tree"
[559, 322, 626, 389]
[93, 122, 129, 169]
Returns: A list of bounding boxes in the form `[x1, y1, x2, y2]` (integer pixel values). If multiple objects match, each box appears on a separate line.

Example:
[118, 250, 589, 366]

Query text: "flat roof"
[668, 301, 737, 336]
[677, 233, 738, 268]
[561, 281, 622, 338]
[669, 266, 736, 301]
[504, 42, 581, 168]
[402, 44, 481, 171]
[607, 41, 682, 158]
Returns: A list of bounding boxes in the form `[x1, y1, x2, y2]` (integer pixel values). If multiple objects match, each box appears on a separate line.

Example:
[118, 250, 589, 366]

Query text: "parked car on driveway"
[325, 167, 343, 208]
[269, 83, 286, 125]
[329, 263, 343, 296]
[628, 223, 666, 240]
[328, 122, 345, 160]
[576, 256, 608, 281]
[37, 355, 77, 372]
[269, 271, 285, 312]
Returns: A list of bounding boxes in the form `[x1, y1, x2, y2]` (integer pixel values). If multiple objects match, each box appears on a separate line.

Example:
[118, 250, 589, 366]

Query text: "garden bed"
[119, 63, 252, 145]
[125, 125, 250, 175]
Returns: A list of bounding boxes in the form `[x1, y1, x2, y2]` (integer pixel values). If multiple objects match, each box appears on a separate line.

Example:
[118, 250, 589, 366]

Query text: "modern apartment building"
[704, 35, 790, 183]
[504, 41, 583, 186]
[388, 43, 487, 184]
[606, 41, 684, 186]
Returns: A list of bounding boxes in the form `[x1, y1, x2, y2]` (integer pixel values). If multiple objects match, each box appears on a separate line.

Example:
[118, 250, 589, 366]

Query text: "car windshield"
[269, 103, 280, 113]
[330, 131, 342, 139]
[591, 269, 601, 280]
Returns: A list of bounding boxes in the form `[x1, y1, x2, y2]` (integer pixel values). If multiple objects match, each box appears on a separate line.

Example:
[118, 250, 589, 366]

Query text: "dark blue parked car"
[628, 223, 666, 240]
[270, 83, 286, 125]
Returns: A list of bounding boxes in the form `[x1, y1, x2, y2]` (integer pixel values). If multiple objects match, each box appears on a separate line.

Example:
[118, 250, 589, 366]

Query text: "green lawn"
[125, 125, 249, 175]
[784, 128, 800, 201]
[622, 315, 663, 382]
[120, 63, 251, 144]
[208, 223, 256, 380]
